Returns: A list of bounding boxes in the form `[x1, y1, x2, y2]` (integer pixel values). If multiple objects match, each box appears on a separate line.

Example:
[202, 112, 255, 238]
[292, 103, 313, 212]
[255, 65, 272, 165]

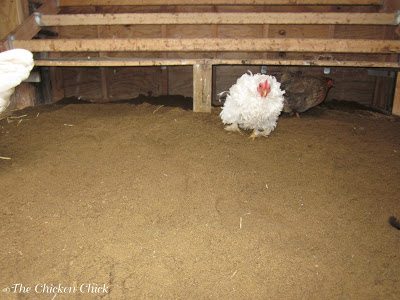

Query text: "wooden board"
[40, 12, 398, 26]
[6, 0, 58, 42]
[107, 67, 162, 100]
[59, 0, 383, 6]
[0, 0, 26, 40]
[35, 58, 202, 66]
[168, 66, 193, 97]
[13, 38, 400, 53]
[393, 72, 400, 116]
[33, 58, 400, 68]
[193, 63, 212, 112]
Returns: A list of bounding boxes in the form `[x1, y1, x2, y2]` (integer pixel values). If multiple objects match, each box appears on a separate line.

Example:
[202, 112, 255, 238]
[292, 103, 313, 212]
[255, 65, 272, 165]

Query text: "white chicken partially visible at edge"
[220, 71, 285, 139]
[0, 49, 34, 114]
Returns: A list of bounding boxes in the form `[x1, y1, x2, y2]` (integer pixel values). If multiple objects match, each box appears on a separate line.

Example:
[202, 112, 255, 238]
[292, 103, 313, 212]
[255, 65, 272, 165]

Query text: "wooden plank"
[193, 63, 212, 113]
[59, 0, 383, 6]
[0, 0, 24, 40]
[48, 53, 65, 102]
[211, 59, 400, 68]
[7, 0, 59, 43]
[393, 72, 400, 116]
[34, 58, 202, 66]
[14, 38, 400, 53]
[41, 12, 398, 26]
[33, 58, 400, 68]
[9, 83, 37, 111]
[169, 66, 193, 97]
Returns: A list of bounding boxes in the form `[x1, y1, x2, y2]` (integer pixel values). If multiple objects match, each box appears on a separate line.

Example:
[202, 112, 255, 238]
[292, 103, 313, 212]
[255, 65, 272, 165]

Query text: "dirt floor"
[0, 97, 399, 299]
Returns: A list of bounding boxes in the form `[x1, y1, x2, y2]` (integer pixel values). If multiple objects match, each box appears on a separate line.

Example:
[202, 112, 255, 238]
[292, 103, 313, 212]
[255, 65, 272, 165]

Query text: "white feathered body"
[0, 49, 34, 113]
[220, 72, 285, 136]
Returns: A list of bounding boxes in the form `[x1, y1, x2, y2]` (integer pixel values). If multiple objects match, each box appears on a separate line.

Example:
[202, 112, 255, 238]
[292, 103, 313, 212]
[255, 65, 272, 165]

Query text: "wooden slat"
[393, 72, 400, 116]
[59, 0, 383, 6]
[0, 0, 26, 40]
[211, 59, 400, 68]
[34, 58, 202, 66]
[40, 12, 398, 26]
[7, 0, 59, 42]
[13, 38, 400, 53]
[33, 58, 400, 68]
[193, 63, 212, 113]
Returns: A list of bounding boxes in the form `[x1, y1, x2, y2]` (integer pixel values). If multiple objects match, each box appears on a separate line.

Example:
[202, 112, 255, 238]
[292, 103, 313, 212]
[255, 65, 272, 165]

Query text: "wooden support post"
[193, 63, 212, 113]
[393, 72, 400, 116]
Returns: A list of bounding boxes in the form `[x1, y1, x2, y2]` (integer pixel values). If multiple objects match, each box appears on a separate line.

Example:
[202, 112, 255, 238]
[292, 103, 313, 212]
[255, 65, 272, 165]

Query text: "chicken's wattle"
[257, 80, 271, 98]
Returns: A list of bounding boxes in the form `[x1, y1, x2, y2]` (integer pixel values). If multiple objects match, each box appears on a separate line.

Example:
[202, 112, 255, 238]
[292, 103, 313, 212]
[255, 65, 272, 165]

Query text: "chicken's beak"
[261, 89, 268, 97]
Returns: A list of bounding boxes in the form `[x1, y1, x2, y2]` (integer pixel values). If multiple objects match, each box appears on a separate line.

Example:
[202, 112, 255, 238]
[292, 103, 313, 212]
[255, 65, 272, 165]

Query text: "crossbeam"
[58, 0, 383, 6]
[7, 0, 58, 42]
[13, 38, 400, 54]
[33, 58, 400, 68]
[39, 12, 398, 26]
[34, 58, 202, 66]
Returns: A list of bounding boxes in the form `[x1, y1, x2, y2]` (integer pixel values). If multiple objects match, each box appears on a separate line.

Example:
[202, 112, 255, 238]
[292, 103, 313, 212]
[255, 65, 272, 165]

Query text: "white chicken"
[0, 49, 34, 114]
[219, 71, 285, 139]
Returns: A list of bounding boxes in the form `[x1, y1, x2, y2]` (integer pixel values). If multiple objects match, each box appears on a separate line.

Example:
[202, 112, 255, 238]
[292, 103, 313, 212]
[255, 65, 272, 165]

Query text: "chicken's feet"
[249, 129, 270, 140]
[224, 123, 242, 134]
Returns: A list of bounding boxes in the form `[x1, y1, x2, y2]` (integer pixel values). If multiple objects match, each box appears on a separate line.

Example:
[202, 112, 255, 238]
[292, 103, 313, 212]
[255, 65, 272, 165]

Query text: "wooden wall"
[40, 2, 400, 111]
[0, 0, 29, 40]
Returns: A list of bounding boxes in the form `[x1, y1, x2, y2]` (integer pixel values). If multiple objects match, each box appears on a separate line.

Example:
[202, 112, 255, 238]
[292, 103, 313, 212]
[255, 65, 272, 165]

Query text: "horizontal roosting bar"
[58, 0, 383, 6]
[13, 38, 400, 54]
[39, 12, 399, 26]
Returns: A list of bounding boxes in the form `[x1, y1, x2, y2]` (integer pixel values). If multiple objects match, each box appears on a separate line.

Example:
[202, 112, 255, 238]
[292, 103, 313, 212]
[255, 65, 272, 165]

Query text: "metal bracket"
[34, 12, 42, 26]
[23, 71, 41, 83]
[260, 66, 268, 74]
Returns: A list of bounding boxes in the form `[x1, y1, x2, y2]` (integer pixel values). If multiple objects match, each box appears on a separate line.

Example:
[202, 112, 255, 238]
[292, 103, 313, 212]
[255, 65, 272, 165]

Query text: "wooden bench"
[3, 0, 400, 114]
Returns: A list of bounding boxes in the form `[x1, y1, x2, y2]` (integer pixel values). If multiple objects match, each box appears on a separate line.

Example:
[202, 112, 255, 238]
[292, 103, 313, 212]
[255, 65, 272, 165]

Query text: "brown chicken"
[280, 71, 334, 117]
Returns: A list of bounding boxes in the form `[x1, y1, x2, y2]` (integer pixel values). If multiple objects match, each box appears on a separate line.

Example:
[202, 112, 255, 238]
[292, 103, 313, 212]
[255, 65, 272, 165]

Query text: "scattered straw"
[153, 105, 164, 114]
[0, 156, 11, 160]
[8, 114, 27, 119]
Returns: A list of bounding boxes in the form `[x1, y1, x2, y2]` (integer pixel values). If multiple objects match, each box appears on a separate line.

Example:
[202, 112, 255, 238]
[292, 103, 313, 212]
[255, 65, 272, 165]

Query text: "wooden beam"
[40, 12, 398, 26]
[34, 58, 202, 66]
[393, 72, 400, 116]
[211, 59, 400, 68]
[59, 0, 383, 6]
[13, 38, 400, 54]
[0, 0, 26, 40]
[33, 58, 400, 68]
[7, 0, 59, 44]
[193, 63, 212, 113]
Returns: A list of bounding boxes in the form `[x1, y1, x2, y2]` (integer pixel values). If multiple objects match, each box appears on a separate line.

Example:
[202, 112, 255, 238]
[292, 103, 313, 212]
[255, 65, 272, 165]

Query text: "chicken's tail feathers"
[247, 70, 253, 76]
